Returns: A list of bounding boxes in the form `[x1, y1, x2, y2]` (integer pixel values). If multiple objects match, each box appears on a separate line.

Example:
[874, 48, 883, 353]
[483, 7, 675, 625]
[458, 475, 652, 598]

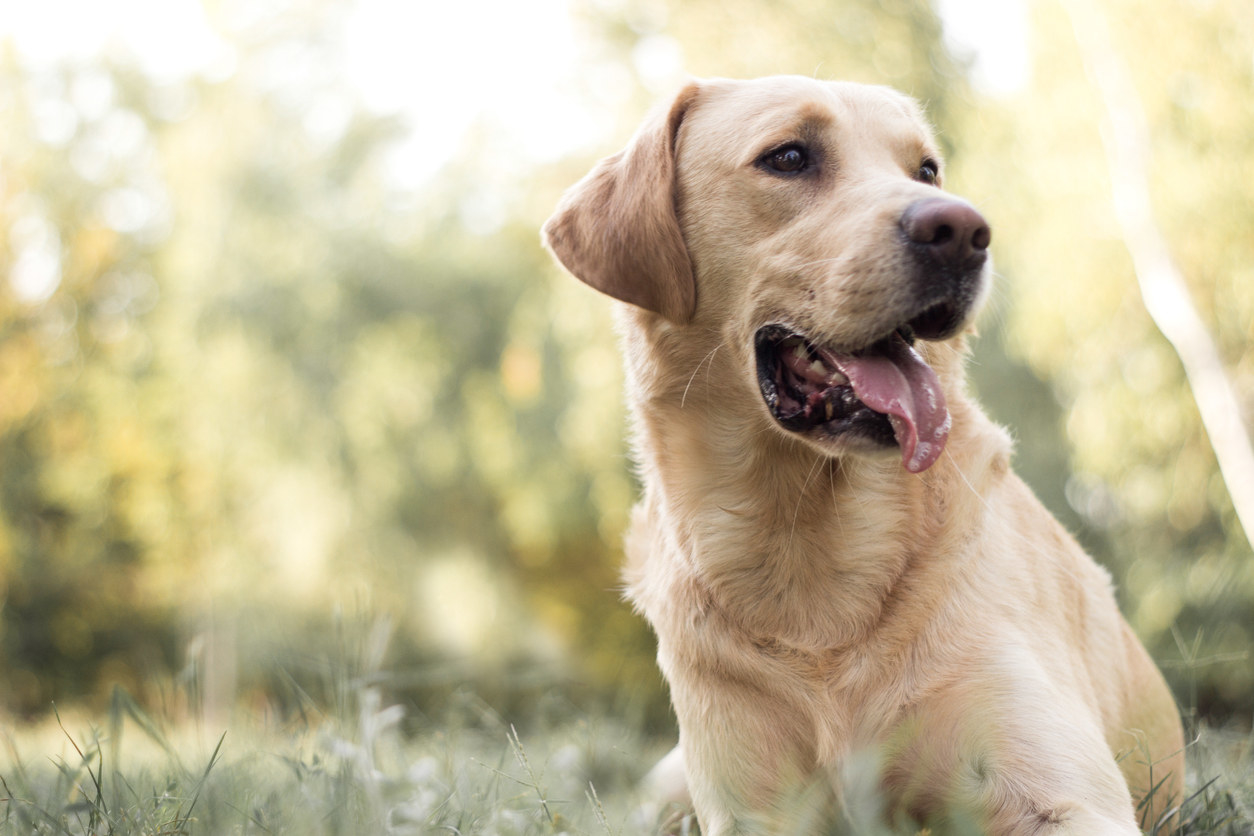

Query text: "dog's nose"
[902, 198, 991, 262]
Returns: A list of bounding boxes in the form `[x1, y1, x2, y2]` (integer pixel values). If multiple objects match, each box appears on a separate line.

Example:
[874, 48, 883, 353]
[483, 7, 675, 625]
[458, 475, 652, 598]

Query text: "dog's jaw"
[754, 324, 954, 473]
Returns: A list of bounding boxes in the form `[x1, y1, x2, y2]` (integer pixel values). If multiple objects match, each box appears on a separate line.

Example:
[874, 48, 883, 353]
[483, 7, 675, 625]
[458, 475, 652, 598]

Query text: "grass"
[1174, 724, 1254, 836]
[3, 695, 1251, 835]
[0, 624, 1250, 836]
[0, 681, 670, 836]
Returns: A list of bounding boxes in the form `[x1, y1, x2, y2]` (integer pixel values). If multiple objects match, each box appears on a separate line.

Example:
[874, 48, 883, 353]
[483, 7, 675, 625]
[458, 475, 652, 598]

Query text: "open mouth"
[755, 323, 952, 473]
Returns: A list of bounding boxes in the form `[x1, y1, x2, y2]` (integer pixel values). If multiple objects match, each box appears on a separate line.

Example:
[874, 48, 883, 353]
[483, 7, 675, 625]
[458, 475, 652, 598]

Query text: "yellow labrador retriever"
[543, 75, 1184, 835]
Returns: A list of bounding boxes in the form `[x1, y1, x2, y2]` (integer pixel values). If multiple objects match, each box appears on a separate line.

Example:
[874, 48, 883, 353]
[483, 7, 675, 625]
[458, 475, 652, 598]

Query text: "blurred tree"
[0, 54, 190, 714]
[0, 0, 651, 720]
[950, 0, 1254, 723]
[0, 0, 1249, 732]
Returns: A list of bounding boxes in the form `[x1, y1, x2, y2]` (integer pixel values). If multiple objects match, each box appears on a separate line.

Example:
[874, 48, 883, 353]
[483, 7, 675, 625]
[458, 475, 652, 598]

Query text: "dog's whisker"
[949, 456, 1089, 584]
[791, 255, 847, 273]
[681, 342, 725, 410]
[786, 452, 828, 555]
[949, 456, 993, 514]
[828, 459, 847, 541]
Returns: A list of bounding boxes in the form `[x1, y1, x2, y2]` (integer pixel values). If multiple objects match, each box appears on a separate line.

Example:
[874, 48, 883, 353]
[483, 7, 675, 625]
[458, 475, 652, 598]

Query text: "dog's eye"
[916, 158, 940, 185]
[762, 145, 810, 174]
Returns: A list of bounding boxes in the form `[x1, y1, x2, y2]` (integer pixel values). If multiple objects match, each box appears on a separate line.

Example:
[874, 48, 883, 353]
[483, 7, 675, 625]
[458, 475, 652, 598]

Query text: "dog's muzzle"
[754, 197, 990, 473]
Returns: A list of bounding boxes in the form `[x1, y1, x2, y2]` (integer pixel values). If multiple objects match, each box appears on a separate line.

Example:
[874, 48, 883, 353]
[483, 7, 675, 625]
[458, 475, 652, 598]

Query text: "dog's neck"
[620, 311, 1012, 650]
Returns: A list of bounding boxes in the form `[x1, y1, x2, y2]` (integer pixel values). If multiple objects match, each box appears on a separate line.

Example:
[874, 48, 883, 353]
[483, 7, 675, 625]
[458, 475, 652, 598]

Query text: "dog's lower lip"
[755, 324, 950, 472]
[755, 325, 885, 433]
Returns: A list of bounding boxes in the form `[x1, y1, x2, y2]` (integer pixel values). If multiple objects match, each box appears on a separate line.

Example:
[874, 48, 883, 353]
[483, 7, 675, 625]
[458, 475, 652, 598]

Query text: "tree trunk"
[1061, 0, 1254, 550]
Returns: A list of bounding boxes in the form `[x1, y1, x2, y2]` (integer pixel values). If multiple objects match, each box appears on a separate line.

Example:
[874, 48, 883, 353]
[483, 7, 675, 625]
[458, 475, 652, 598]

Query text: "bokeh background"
[0, 0, 1251, 741]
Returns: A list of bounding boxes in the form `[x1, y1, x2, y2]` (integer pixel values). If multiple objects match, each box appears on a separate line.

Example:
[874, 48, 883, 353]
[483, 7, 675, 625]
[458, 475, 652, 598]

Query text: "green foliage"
[0, 0, 1250, 743]
[0, 54, 188, 713]
[0, 3, 645, 717]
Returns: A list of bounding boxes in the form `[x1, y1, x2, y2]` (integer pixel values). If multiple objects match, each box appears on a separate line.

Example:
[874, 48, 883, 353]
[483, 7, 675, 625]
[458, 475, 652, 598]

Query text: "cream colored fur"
[543, 75, 1184, 835]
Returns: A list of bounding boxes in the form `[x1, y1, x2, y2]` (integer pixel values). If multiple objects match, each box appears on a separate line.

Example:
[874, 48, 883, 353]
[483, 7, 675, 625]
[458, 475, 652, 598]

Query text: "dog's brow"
[749, 98, 835, 142]
[746, 101, 836, 159]
[792, 99, 835, 128]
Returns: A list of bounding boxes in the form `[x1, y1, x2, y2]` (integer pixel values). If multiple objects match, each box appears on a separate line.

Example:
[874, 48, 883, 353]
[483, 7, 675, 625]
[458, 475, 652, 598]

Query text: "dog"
[543, 75, 1184, 835]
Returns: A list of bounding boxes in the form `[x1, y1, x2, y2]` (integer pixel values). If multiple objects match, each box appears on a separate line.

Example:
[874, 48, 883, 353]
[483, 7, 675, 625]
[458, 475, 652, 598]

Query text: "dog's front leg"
[637, 745, 692, 832]
[667, 669, 824, 836]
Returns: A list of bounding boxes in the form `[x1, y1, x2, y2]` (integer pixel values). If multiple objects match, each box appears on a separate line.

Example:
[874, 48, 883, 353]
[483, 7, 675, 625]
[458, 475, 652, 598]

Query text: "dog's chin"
[754, 319, 956, 473]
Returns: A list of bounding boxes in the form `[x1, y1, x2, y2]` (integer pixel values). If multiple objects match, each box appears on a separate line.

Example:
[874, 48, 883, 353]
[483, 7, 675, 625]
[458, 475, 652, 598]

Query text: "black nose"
[901, 197, 991, 263]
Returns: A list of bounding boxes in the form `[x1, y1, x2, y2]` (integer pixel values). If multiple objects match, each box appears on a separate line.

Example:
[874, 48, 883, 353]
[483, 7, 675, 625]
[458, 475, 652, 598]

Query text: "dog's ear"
[542, 82, 700, 323]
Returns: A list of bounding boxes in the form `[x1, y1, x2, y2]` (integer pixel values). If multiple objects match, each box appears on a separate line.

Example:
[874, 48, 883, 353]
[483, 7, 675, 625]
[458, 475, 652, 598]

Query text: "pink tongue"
[822, 335, 950, 473]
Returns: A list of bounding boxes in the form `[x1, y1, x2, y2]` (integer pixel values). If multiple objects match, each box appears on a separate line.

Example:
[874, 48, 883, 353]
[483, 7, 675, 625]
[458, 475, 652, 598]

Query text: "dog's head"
[543, 76, 991, 474]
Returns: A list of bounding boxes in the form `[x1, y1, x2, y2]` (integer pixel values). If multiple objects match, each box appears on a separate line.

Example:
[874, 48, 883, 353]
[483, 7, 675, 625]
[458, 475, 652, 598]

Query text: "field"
[2, 677, 1250, 836]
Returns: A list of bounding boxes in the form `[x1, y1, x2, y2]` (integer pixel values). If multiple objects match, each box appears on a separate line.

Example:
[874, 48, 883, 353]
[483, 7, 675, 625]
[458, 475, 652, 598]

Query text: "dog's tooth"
[824, 398, 834, 421]
[830, 370, 849, 386]
[809, 359, 828, 377]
